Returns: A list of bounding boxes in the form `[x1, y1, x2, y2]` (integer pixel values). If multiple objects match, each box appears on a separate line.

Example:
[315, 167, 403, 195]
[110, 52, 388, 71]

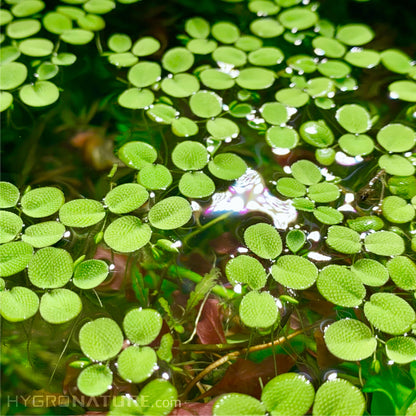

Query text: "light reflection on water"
[205, 168, 297, 229]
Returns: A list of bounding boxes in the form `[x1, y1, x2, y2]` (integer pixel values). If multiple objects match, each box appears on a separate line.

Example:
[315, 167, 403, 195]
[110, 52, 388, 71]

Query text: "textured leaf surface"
[261, 373, 315, 416]
[77, 364, 113, 397]
[364, 231, 405, 256]
[0, 211, 23, 244]
[0, 182, 20, 208]
[22, 221, 65, 248]
[351, 259, 389, 287]
[326, 226, 361, 254]
[213, 393, 265, 416]
[387, 256, 416, 291]
[104, 215, 152, 252]
[208, 153, 248, 181]
[0, 241, 33, 277]
[243, 223, 282, 259]
[123, 308, 162, 345]
[79, 317, 124, 361]
[28, 247, 73, 288]
[104, 183, 149, 214]
[386, 337, 416, 364]
[317, 265, 365, 307]
[364, 293, 415, 335]
[39, 289, 82, 324]
[59, 199, 105, 228]
[117, 141, 157, 169]
[239, 291, 279, 328]
[171, 141, 208, 171]
[313, 379, 365, 416]
[0, 286, 39, 322]
[148, 197, 192, 230]
[271, 255, 318, 290]
[324, 319, 376, 361]
[73, 259, 109, 289]
[117, 346, 157, 383]
[225, 255, 267, 290]
[21, 187, 64, 218]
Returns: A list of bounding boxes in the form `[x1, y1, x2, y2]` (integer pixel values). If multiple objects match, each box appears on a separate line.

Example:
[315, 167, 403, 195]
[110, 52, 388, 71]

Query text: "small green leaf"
[12, 0, 45, 18]
[19, 81, 60, 107]
[157, 333, 173, 362]
[0, 211, 22, 244]
[364, 293, 415, 335]
[212, 21, 240, 43]
[381, 49, 413, 74]
[279, 7, 318, 30]
[313, 379, 365, 416]
[18, 37, 53, 57]
[39, 288, 82, 324]
[313, 206, 343, 225]
[108, 33, 131, 52]
[172, 141, 208, 171]
[377, 123, 415, 152]
[336, 23, 374, 46]
[261, 373, 315, 416]
[339, 134, 374, 156]
[0, 91, 14, 111]
[275, 88, 309, 107]
[128, 62, 161, 88]
[43, 12, 72, 34]
[104, 183, 149, 214]
[131, 36, 160, 56]
[104, 216, 152, 253]
[118, 88, 154, 109]
[244, 223, 282, 259]
[148, 196, 192, 230]
[307, 182, 340, 203]
[117, 346, 157, 383]
[28, 247, 73, 288]
[52, 52, 77, 66]
[389, 80, 416, 102]
[79, 317, 124, 361]
[318, 60, 351, 79]
[213, 393, 265, 416]
[213, 46, 247, 67]
[171, 117, 198, 137]
[285, 229, 306, 253]
[351, 259, 389, 287]
[185, 17, 210, 39]
[386, 337, 416, 364]
[271, 255, 318, 290]
[206, 118, 239, 141]
[161, 73, 199, 98]
[61, 28, 94, 44]
[108, 52, 138, 67]
[387, 256, 416, 291]
[22, 221, 66, 248]
[236, 67, 275, 90]
[250, 18, 284, 38]
[123, 308, 162, 345]
[248, 47, 284, 66]
[312, 36, 346, 58]
[179, 171, 215, 199]
[73, 259, 109, 289]
[225, 255, 267, 290]
[208, 153, 247, 181]
[77, 364, 113, 397]
[364, 231, 405, 256]
[266, 126, 299, 149]
[347, 216, 384, 232]
[189, 90, 223, 118]
[187, 38, 217, 54]
[379, 154, 415, 176]
[260, 102, 290, 125]
[317, 265, 365, 307]
[7, 18, 41, 39]
[388, 176, 416, 199]
[118, 141, 157, 170]
[0, 286, 39, 322]
[0, 241, 33, 277]
[162, 47, 194, 73]
[335, 104, 371, 134]
[146, 104, 178, 124]
[200, 68, 235, 90]
[382, 195, 415, 223]
[290, 160, 322, 185]
[138, 164, 172, 190]
[305, 77, 335, 98]
[21, 187, 64, 218]
[344, 49, 380, 68]
[239, 291, 279, 329]
[276, 178, 306, 198]
[326, 225, 361, 254]
[59, 199, 105, 227]
[299, 120, 334, 148]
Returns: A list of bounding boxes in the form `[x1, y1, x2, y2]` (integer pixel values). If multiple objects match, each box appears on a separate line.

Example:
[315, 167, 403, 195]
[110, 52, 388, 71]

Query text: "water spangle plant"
[1, 0, 416, 414]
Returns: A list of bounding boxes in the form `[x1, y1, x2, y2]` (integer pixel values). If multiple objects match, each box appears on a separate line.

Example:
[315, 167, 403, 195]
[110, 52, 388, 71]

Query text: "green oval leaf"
[79, 317, 124, 361]
[0, 241, 33, 277]
[335, 104, 371, 134]
[326, 226, 361, 254]
[19, 81, 59, 107]
[123, 308, 162, 345]
[377, 123, 415, 152]
[0, 182, 20, 208]
[271, 255, 318, 290]
[104, 183, 149, 214]
[28, 247, 73, 288]
[213, 393, 265, 416]
[244, 223, 282, 259]
[148, 196, 192, 230]
[59, 199, 105, 228]
[290, 160, 321, 185]
[386, 337, 416, 364]
[21, 187, 64, 218]
[118, 141, 157, 170]
[351, 259, 389, 287]
[39, 288, 82, 323]
[225, 255, 267, 290]
[208, 153, 247, 180]
[179, 171, 215, 199]
[117, 346, 157, 383]
[77, 364, 113, 397]
[299, 120, 334, 148]
[138, 164, 172, 190]
[104, 216, 152, 253]
[0, 286, 39, 322]
[364, 293, 415, 335]
[189, 90, 222, 118]
[239, 291, 279, 328]
[387, 256, 416, 291]
[0, 211, 22, 244]
[22, 221, 66, 248]
[73, 259, 109, 289]
[172, 141, 208, 171]
[364, 230, 405, 256]
[0, 62, 27, 90]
